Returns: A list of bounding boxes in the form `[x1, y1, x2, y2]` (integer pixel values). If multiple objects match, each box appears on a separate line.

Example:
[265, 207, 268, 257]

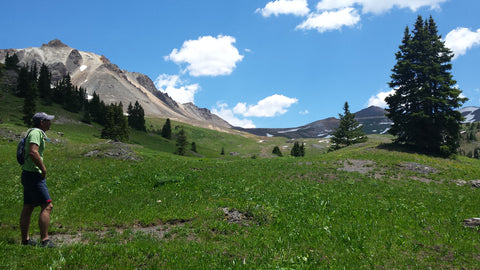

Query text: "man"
[20, 112, 56, 248]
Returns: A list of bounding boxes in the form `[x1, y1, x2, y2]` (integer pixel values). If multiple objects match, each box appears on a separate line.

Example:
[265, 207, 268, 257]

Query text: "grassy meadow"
[2, 92, 480, 269]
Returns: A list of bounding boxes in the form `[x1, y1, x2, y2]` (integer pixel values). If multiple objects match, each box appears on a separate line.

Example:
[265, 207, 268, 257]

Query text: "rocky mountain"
[460, 107, 480, 123]
[234, 106, 392, 139]
[236, 105, 480, 139]
[0, 39, 231, 131]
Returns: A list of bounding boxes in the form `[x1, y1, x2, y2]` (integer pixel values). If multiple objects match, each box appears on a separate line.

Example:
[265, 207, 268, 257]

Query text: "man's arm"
[28, 143, 47, 179]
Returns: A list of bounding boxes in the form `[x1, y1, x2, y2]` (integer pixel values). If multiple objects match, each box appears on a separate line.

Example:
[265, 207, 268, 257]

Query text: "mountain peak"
[355, 106, 386, 118]
[42, 39, 69, 48]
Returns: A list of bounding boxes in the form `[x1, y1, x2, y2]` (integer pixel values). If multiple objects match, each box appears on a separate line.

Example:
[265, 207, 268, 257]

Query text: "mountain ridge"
[0, 39, 232, 132]
[235, 105, 480, 139]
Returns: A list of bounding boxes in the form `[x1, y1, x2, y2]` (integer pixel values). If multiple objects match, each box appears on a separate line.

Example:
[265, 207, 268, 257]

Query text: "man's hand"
[28, 143, 47, 179]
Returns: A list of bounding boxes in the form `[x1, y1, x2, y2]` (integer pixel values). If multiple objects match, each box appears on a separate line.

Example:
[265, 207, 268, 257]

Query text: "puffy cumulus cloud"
[366, 89, 396, 108]
[211, 103, 256, 128]
[233, 94, 298, 117]
[154, 74, 200, 104]
[165, 35, 244, 77]
[296, 7, 360, 33]
[256, 0, 310, 17]
[316, 0, 447, 14]
[444, 27, 480, 59]
[259, 0, 448, 33]
[211, 94, 298, 128]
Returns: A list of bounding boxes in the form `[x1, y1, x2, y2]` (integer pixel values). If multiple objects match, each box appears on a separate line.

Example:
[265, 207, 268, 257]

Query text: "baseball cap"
[32, 112, 55, 121]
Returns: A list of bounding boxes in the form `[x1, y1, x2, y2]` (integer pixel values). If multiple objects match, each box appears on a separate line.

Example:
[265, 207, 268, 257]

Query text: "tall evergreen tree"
[127, 101, 146, 131]
[299, 142, 305, 157]
[22, 72, 37, 126]
[385, 15, 467, 156]
[329, 102, 367, 151]
[16, 66, 30, 97]
[291, 142, 300, 157]
[161, 118, 172, 139]
[175, 128, 187, 156]
[38, 63, 52, 105]
[191, 142, 197, 153]
[272, 146, 283, 157]
[101, 103, 129, 142]
[5, 52, 19, 70]
[87, 92, 105, 125]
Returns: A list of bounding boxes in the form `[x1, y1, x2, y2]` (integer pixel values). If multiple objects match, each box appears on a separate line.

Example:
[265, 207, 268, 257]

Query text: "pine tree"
[127, 102, 134, 127]
[175, 128, 187, 155]
[128, 101, 146, 131]
[272, 146, 283, 157]
[161, 118, 172, 139]
[22, 72, 37, 126]
[291, 142, 300, 157]
[329, 102, 367, 151]
[5, 52, 19, 70]
[385, 15, 467, 156]
[299, 142, 305, 157]
[87, 92, 105, 125]
[38, 63, 52, 105]
[16, 66, 30, 97]
[101, 103, 129, 142]
[191, 142, 197, 153]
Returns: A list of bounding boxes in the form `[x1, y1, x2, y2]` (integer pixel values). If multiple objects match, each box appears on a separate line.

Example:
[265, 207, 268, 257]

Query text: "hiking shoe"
[21, 239, 37, 246]
[41, 239, 56, 248]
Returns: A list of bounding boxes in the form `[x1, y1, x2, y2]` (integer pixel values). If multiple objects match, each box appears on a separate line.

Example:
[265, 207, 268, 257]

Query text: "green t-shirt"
[21, 128, 47, 173]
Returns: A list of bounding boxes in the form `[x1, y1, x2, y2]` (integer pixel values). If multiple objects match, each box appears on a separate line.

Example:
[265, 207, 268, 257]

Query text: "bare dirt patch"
[83, 140, 141, 161]
[399, 162, 438, 174]
[337, 159, 376, 174]
[49, 220, 190, 245]
[221, 207, 255, 226]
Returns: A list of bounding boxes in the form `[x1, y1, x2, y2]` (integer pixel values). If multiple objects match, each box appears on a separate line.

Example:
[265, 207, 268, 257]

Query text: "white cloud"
[260, 0, 448, 33]
[211, 94, 298, 128]
[256, 0, 310, 17]
[444, 27, 480, 59]
[316, 0, 447, 14]
[234, 94, 298, 117]
[212, 103, 256, 128]
[154, 74, 200, 104]
[367, 89, 396, 108]
[165, 35, 244, 77]
[296, 7, 360, 33]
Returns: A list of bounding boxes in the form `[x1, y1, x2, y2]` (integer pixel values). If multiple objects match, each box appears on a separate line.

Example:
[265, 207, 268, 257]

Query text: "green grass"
[2, 91, 480, 268]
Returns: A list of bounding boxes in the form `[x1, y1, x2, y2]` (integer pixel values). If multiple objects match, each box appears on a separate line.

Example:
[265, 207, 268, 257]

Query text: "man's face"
[41, 120, 52, 131]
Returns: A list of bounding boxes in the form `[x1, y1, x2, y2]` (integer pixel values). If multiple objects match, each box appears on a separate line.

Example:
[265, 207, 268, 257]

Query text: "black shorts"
[21, 171, 52, 206]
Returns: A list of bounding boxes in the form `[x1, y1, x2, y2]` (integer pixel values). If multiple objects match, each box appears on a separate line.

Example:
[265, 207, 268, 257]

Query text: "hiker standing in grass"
[19, 112, 56, 248]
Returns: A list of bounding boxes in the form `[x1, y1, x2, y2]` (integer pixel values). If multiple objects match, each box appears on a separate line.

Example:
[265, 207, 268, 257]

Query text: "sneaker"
[41, 239, 56, 248]
[21, 239, 37, 246]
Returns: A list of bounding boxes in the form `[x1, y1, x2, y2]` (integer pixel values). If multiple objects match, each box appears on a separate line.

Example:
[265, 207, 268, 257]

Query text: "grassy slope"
[1, 89, 480, 268]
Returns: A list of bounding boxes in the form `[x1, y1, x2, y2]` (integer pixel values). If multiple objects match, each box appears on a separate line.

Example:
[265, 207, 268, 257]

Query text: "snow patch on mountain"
[460, 107, 480, 123]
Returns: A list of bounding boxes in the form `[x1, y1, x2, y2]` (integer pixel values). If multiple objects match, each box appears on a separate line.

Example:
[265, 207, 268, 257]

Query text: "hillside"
[2, 114, 480, 267]
[0, 39, 231, 132]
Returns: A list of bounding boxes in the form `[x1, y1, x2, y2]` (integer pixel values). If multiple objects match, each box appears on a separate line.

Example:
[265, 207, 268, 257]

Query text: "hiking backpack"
[16, 129, 34, 165]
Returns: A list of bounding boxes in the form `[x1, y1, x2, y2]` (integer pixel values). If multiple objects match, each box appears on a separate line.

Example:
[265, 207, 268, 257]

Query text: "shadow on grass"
[376, 142, 454, 159]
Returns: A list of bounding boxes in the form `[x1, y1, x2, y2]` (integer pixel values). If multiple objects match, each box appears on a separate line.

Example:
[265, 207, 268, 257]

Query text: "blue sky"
[2, 0, 480, 128]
